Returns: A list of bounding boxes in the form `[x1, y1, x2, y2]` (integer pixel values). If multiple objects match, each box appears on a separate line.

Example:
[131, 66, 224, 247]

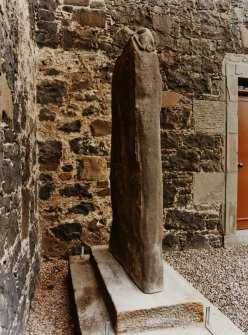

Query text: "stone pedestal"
[91, 246, 203, 334]
[69, 250, 245, 335]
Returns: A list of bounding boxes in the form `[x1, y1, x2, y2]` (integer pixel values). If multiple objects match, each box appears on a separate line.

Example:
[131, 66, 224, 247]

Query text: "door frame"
[224, 53, 248, 247]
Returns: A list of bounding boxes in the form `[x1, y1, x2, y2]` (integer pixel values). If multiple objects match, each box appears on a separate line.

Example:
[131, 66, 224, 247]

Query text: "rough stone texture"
[109, 29, 163, 294]
[91, 247, 204, 333]
[70, 252, 246, 334]
[35, 0, 248, 254]
[0, 1, 39, 334]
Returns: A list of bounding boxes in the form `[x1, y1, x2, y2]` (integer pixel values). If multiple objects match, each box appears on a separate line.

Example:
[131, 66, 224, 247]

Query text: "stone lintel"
[91, 246, 204, 334]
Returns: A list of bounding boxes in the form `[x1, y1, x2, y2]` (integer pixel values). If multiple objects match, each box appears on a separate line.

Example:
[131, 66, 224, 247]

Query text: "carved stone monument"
[68, 28, 243, 335]
[109, 28, 164, 294]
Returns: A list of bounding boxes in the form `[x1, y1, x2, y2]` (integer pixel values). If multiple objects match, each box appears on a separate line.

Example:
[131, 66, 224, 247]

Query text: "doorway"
[237, 78, 248, 230]
[224, 54, 248, 247]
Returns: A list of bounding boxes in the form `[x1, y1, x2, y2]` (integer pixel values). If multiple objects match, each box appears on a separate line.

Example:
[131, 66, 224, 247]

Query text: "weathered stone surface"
[69, 137, 109, 155]
[38, 9, 55, 21]
[193, 100, 225, 134]
[193, 173, 225, 205]
[0, 0, 39, 333]
[39, 141, 62, 165]
[36, 31, 59, 48]
[90, 0, 106, 9]
[59, 120, 81, 132]
[51, 222, 82, 241]
[0, 74, 14, 121]
[161, 91, 183, 108]
[37, 21, 57, 33]
[59, 183, 92, 198]
[90, 119, 111, 136]
[62, 164, 73, 172]
[82, 105, 99, 116]
[70, 80, 92, 91]
[64, 0, 89, 5]
[77, 156, 107, 180]
[240, 25, 248, 48]
[109, 28, 163, 293]
[68, 202, 94, 214]
[91, 246, 204, 333]
[39, 183, 55, 200]
[73, 8, 106, 28]
[39, 108, 56, 121]
[37, 80, 67, 106]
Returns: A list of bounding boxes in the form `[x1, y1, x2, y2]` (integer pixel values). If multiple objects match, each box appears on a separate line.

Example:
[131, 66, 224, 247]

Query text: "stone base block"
[91, 246, 203, 334]
[69, 249, 244, 335]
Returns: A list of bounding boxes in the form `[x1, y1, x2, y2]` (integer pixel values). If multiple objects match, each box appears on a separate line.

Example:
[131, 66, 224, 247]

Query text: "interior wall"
[35, 0, 248, 255]
[0, 1, 40, 334]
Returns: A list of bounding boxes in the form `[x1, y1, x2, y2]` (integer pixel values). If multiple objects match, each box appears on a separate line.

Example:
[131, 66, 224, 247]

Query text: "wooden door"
[237, 95, 248, 229]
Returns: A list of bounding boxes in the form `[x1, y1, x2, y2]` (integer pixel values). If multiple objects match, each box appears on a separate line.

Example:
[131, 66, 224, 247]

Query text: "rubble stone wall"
[0, 1, 39, 334]
[36, 0, 248, 254]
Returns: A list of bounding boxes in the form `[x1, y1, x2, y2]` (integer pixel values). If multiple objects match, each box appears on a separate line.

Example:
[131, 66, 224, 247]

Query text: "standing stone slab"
[109, 28, 164, 293]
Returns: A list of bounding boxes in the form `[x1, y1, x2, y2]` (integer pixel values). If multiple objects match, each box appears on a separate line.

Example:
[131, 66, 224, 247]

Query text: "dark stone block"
[85, 94, 97, 102]
[163, 149, 200, 172]
[37, 81, 67, 106]
[82, 105, 99, 116]
[39, 141, 62, 165]
[62, 6, 74, 13]
[21, 188, 30, 240]
[39, 173, 53, 182]
[39, 0, 59, 10]
[61, 29, 74, 49]
[70, 80, 92, 92]
[161, 131, 181, 149]
[4, 130, 16, 143]
[38, 9, 55, 21]
[186, 133, 223, 149]
[62, 164, 73, 172]
[165, 210, 206, 231]
[163, 183, 177, 208]
[64, 0, 89, 5]
[37, 21, 57, 34]
[51, 222, 82, 241]
[90, 0, 105, 9]
[59, 183, 92, 198]
[184, 231, 210, 249]
[68, 202, 94, 215]
[36, 31, 60, 48]
[58, 120, 81, 133]
[39, 108, 56, 121]
[45, 68, 60, 76]
[162, 233, 180, 251]
[61, 29, 98, 51]
[69, 138, 109, 155]
[39, 183, 55, 200]
[2, 160, 20, 194]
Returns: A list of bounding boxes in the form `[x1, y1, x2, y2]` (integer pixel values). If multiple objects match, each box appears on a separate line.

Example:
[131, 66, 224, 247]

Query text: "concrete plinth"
[69, 247, 245, 335]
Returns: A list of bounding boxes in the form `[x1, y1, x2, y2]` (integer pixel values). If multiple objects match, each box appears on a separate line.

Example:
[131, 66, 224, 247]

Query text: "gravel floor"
[25, 259, 75, 335]
[25, 247, 247, 335]
[164, 246, 248, 335]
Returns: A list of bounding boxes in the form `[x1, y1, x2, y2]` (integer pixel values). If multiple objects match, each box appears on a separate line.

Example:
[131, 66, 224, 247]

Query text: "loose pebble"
[25, 259, 74, 335]
[164, 246, 248, 335]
